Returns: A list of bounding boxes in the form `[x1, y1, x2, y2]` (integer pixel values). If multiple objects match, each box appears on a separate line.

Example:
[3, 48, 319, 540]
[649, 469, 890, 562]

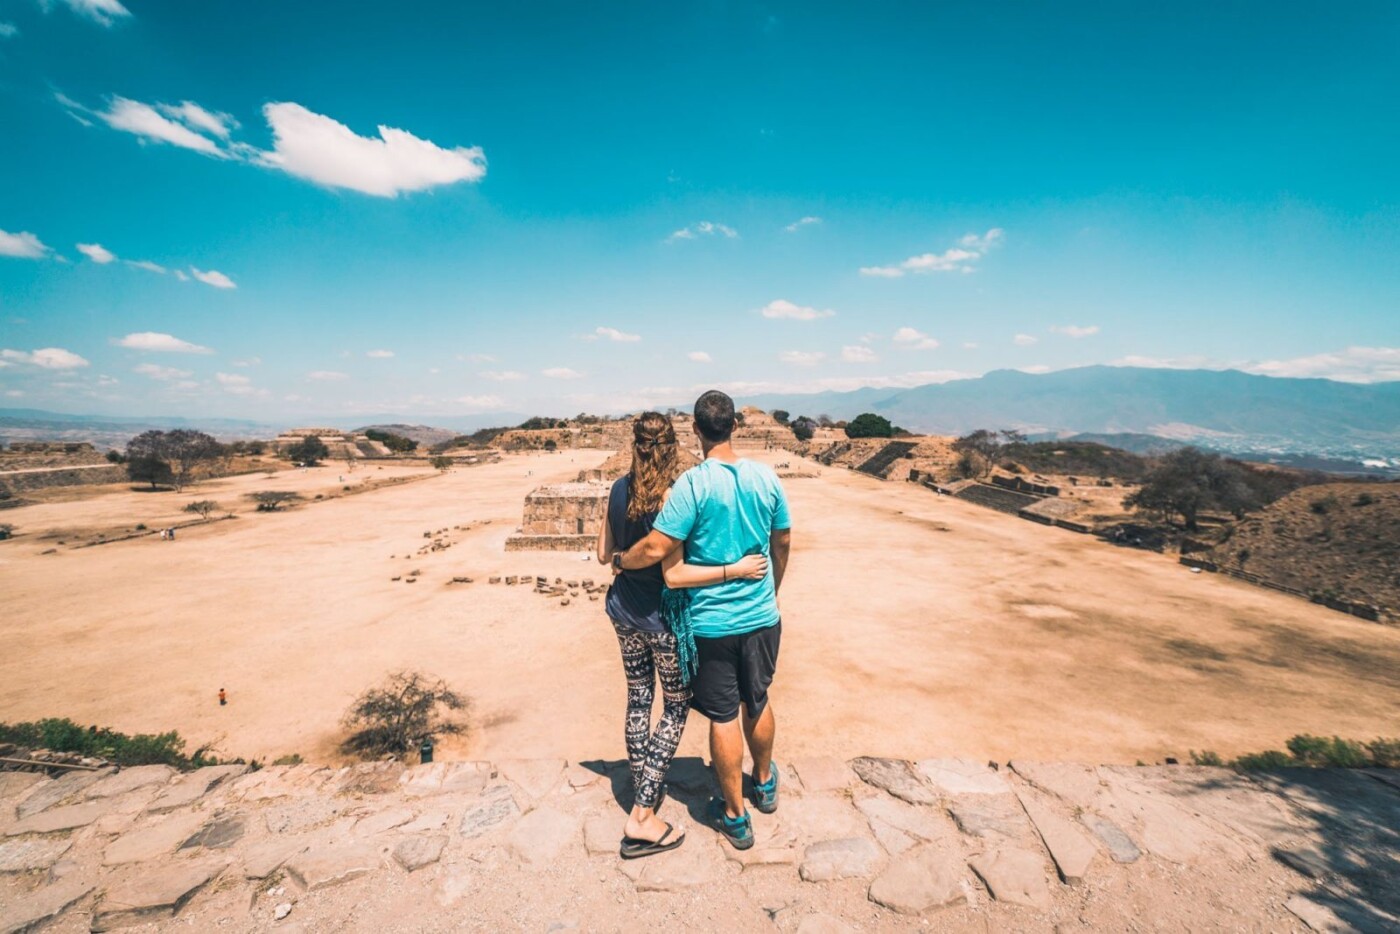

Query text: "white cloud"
[1, 347, 90, 369]
[713, 369, 973, 396]
[114, 331, 214, 354]
[892, 327, 939, 350]
[861, 228, 1003, 278]
[779, 350, 826, 366]
[688, 351, 712, 363]
[0, 229, 51, 259]
[133, 363, 192, 381]
[257, 102, 487, 196]
[542, 367, 584, 379]
[91, 96, 227, 156]
[158, 101, 236, 139]
[365, 349, 394, 359]
[190, 267, 235, 289]
[963, 341, 979, 349]
[215, 372, 266, 397]
[0, 22, 18, 38]
[125, 259, 166, 274]
[1013, 333, 1039, 347]
[1050, 324, 1100, 338]
[760, 299, 835, 321]
[457, 394, 504, 409]
[232, 356, 260, 367]
[480, 370, 525, 381]
[595, 326, 641, 343]
[307, 370, 349, 381]
[173, 270, 189, 281]
[842, 345, 878, 363]
[784, 216, 822, 233]
[666, 221, 738, 243]
[76, 242, 116, 264]
[1246, 346, 1400, 383]
[1019, 364, 1052, 374]
[54, 0, 131, 26]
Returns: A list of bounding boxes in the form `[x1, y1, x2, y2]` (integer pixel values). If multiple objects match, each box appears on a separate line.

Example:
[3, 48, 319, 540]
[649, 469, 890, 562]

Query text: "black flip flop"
[619, 822, 685, 859]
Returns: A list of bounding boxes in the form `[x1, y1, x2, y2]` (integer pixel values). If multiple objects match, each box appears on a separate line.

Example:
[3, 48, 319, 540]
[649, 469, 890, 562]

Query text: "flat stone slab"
[584, 814, 620, 856]
[0, 772, 45, 803]
[92, 861, 224, 931]
[103, 810, 207, 865]
[800, 837, 884, 882]
[85, 765, 176, 800]
[786, 796, 874, 841]
[460, 785, 520, 839]
[147, 764, 248, 813]
[334, 761, 405, 795]
[400, 810, 450, 834]
[968, 847, 1053, 909]
[850, 758, 938, 806]
[1009, 761, 1105, 810]
[1017, 790, 1097, 884]
[916, 759, 1010, 796]
[354, 807, 415, 836]
[15, 769, 111, 819]
[400, 761, 494, 798]
[0, 835, 72, 872]
[726, 819, 800, 868]
[507, 807, 579, 869]
[946, 794, 1033, 842]
[241, 838, 305, 879]
[795, 914, 856, 934]
[856, 795, 953, 847]
[6, 799, 113, 835]
[1101, 774, 1246, 863]
[0, 878, 95, 934]
[634, 837, 728, 891]
[284, 842, 383, 891]
[1285, 894, 1353, 932]
[497, 758, 566, 802]
[791, 757, 855, 793]
[393, 834, 447, 871]
[868, 846, 966, 915]
[1080, 813, 1141, 864]
[180, 813, 247, 850]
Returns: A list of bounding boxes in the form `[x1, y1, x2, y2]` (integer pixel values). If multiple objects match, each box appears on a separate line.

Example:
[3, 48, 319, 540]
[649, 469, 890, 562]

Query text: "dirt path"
[1, 451, 1397, 767]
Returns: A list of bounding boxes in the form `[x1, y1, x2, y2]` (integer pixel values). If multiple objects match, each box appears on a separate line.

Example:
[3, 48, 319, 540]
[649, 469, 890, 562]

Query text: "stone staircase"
[952, 482, 1043, 516]
[3, 757, 1397, 932]
[854, 442, 918, 479]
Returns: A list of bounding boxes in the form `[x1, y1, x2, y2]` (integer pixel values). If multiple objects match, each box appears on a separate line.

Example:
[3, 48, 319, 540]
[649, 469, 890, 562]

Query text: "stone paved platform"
[2, 757, 1397, 932]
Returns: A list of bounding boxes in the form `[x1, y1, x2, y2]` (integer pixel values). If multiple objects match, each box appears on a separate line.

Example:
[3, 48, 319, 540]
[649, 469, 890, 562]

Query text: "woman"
[597, 411, 767, 859]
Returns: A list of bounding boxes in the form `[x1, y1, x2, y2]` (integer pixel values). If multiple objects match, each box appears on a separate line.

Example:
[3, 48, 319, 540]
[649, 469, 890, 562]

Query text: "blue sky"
[1, 0, 1398, 420]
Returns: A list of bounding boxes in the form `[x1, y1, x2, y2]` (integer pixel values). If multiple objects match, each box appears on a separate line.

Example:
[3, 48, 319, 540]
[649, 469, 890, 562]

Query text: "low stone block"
[0, 878, 94, 934]
[146, 764, 248, 813]
[916, 759, 1010, 796]
[799, 837, 883, 882]
[393, 834, 447, 872]
[284, 842, 382, 891]
[849, 758, 938, 806]
[92, 861, 224, 931]
[0, 835, 72, 873]
[868, 846, 966, 915]
[507, 807, 579, 869]
[968, 847, 1053, 909]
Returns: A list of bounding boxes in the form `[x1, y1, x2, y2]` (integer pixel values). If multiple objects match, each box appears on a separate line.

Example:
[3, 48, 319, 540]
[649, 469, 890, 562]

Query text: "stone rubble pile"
[2, 755, 1397, 932]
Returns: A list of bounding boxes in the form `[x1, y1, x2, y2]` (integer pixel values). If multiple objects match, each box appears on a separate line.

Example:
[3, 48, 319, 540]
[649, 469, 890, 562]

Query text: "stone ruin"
[272, 428, 387, 459]
[504, 482, 608, 552]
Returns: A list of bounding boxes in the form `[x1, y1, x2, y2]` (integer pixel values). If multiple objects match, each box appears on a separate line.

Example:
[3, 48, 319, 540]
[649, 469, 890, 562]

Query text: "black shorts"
[691, 620, 781, 724]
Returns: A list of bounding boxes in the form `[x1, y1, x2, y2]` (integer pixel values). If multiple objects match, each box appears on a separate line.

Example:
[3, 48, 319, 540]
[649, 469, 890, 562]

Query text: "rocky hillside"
[1208, 482, 1400, 615]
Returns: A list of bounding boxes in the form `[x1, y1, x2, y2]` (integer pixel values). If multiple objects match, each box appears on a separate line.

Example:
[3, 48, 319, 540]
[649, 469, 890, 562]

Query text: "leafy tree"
[1123, 447, 1263, 530]
[516, 416, 566, 431]
[287, 435, 330, 465]
[365, 429, 418, 453]
[790, 416, 817, 442]
[771, 409, 790, 425]
[431, 455, 452, 471]
[127, 455, 175, 490]
[341, 671, 468, 759]
[844, 413, 894, 439]
[817, 414, 835, 428]
[104, 449, 127, 464]
[184, 500, 220, 521]
[951, 429, 1026, 478]
[248, 490, 302, 511]
[126, 429, 225, 492]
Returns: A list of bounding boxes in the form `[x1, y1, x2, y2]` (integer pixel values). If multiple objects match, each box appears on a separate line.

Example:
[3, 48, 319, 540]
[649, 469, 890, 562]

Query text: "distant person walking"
[620, 391, 792, 849]
[218, 688, 227, 706]
[597, 411, 767, 859]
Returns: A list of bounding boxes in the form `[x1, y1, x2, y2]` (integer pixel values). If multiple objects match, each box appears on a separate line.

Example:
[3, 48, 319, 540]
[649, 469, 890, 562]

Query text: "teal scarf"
[661, 587, 698, 683]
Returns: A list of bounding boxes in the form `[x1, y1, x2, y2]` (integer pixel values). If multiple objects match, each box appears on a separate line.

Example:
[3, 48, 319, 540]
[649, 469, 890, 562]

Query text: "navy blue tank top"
[604, 476, 666, 633]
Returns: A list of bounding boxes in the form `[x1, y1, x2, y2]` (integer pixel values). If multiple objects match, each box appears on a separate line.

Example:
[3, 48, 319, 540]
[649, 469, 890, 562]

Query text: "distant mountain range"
[740, 366, 1400, 460]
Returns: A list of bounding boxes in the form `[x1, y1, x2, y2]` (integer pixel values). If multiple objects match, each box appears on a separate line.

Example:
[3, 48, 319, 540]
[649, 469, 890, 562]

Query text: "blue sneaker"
[706, 797, 754, 849]
[752, 762, 779, 814]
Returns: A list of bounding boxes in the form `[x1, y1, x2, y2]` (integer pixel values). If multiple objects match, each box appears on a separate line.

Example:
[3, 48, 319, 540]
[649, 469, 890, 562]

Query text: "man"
[618, 390, 791, 849]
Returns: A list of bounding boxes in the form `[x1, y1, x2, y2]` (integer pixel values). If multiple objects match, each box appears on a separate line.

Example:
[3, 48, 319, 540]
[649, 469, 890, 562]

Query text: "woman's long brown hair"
[627, 411, 682, 521]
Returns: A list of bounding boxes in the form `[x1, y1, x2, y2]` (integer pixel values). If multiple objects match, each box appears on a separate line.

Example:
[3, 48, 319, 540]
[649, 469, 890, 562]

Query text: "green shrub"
[1189, 750, 1225, 766]
[1233, 750, 1294, 770]
[271, 753, 303, 766]
[0, 717, 229, 769]
[1354, 492, 1375, 507]
[1287, 734, 1371, 768]
[1366, 738, 1400, 768]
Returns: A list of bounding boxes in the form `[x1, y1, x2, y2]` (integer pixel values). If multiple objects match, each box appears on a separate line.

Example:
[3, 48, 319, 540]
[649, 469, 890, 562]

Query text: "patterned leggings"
[612, 621, 692, 810]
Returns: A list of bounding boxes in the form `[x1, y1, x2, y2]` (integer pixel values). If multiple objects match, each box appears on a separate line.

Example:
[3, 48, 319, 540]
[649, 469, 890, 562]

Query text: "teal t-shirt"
[653, 458, 792, 639]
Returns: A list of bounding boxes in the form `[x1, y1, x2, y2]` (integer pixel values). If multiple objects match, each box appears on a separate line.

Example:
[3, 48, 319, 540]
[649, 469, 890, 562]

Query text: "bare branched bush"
[341, 671, 468, 759]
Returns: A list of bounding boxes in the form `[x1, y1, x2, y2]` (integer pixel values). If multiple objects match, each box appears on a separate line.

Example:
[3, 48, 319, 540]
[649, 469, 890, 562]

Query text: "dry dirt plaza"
[3, 449, 1397, 766]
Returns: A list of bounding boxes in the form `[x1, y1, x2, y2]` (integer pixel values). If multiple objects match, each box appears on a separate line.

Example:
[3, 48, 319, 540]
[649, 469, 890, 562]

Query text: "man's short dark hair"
[694, 390, 736, 443]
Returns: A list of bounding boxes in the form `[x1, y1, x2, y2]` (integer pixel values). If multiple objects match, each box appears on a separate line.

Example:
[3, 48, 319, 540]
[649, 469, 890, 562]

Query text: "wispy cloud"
[76, 242, 116, 264]
[594, 326, 641, 343]
[893, 327, 939, 350]
[190, 267, 235, 289]
[0, 22, 18, 39]
[365, 349, 394, 359]
[783, 216, 822, 233]
[861, 227, 1003, 278]
[133, 363, 192, 381]
[542, 367, 584, 379]
[52, 0, 131, 27]
[760, 299, 835, 321]
[59, 94, 487, 197]
[1113, 346, 1400, 384]
[480, 370, 525, 381]
[114, 332, 214, 354]
[1050, 324, 1100, 338]
[232, 356, 260, 367]
[688, 351, 712, 363]
[779, 350, 826, 366]
[0, 229, 52, 259]
[307, 370, 349, 381]
[216, 372, 267, 397]
[841, 345, 878, 363]
[125, 259, 166, 274]
[1013, 333, 1038, 347]
[666, 221, 738, 243]
[457, 394, 504, 409]
[0, 347, 89, 369]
